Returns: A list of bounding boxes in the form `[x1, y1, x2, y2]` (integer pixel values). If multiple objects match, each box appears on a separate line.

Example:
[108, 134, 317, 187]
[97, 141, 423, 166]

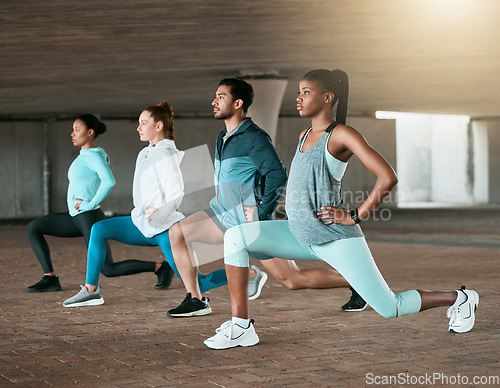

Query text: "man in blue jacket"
[167, 78, 365, 317]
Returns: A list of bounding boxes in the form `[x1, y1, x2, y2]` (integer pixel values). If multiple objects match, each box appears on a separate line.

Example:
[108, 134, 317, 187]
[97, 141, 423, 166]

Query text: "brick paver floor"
[0, 208, 499, 387]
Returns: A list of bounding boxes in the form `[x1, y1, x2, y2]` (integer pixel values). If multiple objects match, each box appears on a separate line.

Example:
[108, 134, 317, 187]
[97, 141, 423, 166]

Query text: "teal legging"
[86, 216, 228, 292]
[224, 220, 421, 318]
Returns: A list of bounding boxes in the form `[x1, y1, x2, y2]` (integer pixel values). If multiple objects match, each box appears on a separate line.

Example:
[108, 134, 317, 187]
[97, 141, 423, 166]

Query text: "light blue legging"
[225, 220, 421, 318]
[86, 216, 228, 293]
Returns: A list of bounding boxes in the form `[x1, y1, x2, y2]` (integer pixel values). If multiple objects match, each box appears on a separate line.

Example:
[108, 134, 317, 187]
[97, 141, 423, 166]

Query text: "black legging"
[26, 209, 156, 276]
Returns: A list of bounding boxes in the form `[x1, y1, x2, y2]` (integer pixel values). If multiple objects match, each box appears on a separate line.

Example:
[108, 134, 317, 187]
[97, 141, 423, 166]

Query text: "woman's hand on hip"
[144, 206, 158, 221]
[317, 206, 355, 226]
[74, 198, 83, 212]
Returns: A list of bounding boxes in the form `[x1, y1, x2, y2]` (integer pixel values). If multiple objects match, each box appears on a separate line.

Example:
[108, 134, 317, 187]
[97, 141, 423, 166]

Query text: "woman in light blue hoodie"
[26, 115, 116, 292]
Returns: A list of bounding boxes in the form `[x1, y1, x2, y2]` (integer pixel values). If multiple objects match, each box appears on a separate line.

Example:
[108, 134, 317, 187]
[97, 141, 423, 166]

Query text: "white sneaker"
[447, 286, 479, 333]
[248, 265, 268, 300]
[204, 319, 259, 349]
[63, 285, 104, 308]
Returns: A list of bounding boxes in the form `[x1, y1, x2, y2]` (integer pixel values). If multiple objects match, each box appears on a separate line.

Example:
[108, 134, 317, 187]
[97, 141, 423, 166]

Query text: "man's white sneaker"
[204, 319, 259, 349]
[63, 285, 104, 308]
[248, 265, 268, 300]
[447, 286, 479, 333]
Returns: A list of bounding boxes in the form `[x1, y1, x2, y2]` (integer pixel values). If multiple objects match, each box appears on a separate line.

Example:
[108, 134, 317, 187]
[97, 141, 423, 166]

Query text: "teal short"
[224, 220, 421, 318]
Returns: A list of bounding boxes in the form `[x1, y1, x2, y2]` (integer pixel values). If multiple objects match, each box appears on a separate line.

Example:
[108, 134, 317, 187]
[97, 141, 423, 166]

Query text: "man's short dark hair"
[218, 78, 254, 113]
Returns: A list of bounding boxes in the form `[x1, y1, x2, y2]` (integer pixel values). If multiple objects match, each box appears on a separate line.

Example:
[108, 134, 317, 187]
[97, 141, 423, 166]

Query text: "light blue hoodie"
[67, 147, 115, 217]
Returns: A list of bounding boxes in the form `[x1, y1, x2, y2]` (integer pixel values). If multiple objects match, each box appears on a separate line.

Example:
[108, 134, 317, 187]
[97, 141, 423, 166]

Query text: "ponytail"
[76, 114, 107, 138]
[144, 101, 175, 140]
[302, 68, 350, 124]
[331, 69, 349, 125]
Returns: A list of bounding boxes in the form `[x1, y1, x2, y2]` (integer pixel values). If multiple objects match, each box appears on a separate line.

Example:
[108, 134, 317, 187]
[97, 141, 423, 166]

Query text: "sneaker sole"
[26, 286, 62, 293]
[249, 272, 268, 301]
[204, 338, 259, 350]
[342, 304, 367, 312]
[449, 290, 479, 333]
[155, 283, 172, 290]
[63, 297, 105, 308]
[167, 307, 212, 318]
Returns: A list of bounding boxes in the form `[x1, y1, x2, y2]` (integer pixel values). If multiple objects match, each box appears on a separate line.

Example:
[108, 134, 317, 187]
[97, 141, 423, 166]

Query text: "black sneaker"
[167, 293, 212, 318]
[342, 287, 367, 312]
[155, 261, 175, 290]
[27, 276, 62, 293]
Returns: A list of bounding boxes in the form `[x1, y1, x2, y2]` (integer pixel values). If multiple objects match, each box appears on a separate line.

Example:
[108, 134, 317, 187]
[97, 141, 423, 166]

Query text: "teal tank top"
[285, 122, 364, 245]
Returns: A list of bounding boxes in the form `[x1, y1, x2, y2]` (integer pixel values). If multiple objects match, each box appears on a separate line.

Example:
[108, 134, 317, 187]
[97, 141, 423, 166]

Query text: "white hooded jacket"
[131, 139, 185, 238]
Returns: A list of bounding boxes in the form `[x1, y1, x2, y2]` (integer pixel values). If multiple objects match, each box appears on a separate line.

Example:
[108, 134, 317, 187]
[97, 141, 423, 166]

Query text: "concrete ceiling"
[1, 0, 500, 120]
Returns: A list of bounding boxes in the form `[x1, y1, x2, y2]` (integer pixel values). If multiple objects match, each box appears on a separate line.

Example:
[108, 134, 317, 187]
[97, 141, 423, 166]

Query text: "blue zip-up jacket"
[209, 118, 287, 229]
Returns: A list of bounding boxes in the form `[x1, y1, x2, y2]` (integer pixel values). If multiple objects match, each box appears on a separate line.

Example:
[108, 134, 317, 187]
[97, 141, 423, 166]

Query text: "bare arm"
[317, 125, 398, 225]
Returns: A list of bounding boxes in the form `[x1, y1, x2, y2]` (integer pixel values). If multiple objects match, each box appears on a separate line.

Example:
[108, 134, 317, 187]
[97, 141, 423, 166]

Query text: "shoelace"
[215, 321, 234, 345]
[215, 320, 232, 334]
[67, 286, 89, 302]
[179, 295, 192, 306]
[447, 305, 459, 325]
[221, 322, 233, 345]
[447, 292, 470, 325]
[448, 300, 470, 326]
[77, 285, 89, 296]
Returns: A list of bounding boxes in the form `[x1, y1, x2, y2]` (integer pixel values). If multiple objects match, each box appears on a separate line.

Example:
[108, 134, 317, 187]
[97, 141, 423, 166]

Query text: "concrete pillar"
[430, 114, 471, 204]
[395, 114, 432, 203]
[245, 77, 288, 144]
[485, 118, 500, 204]
[0, 122, 16, 218]
[471, 120, 489, 204]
